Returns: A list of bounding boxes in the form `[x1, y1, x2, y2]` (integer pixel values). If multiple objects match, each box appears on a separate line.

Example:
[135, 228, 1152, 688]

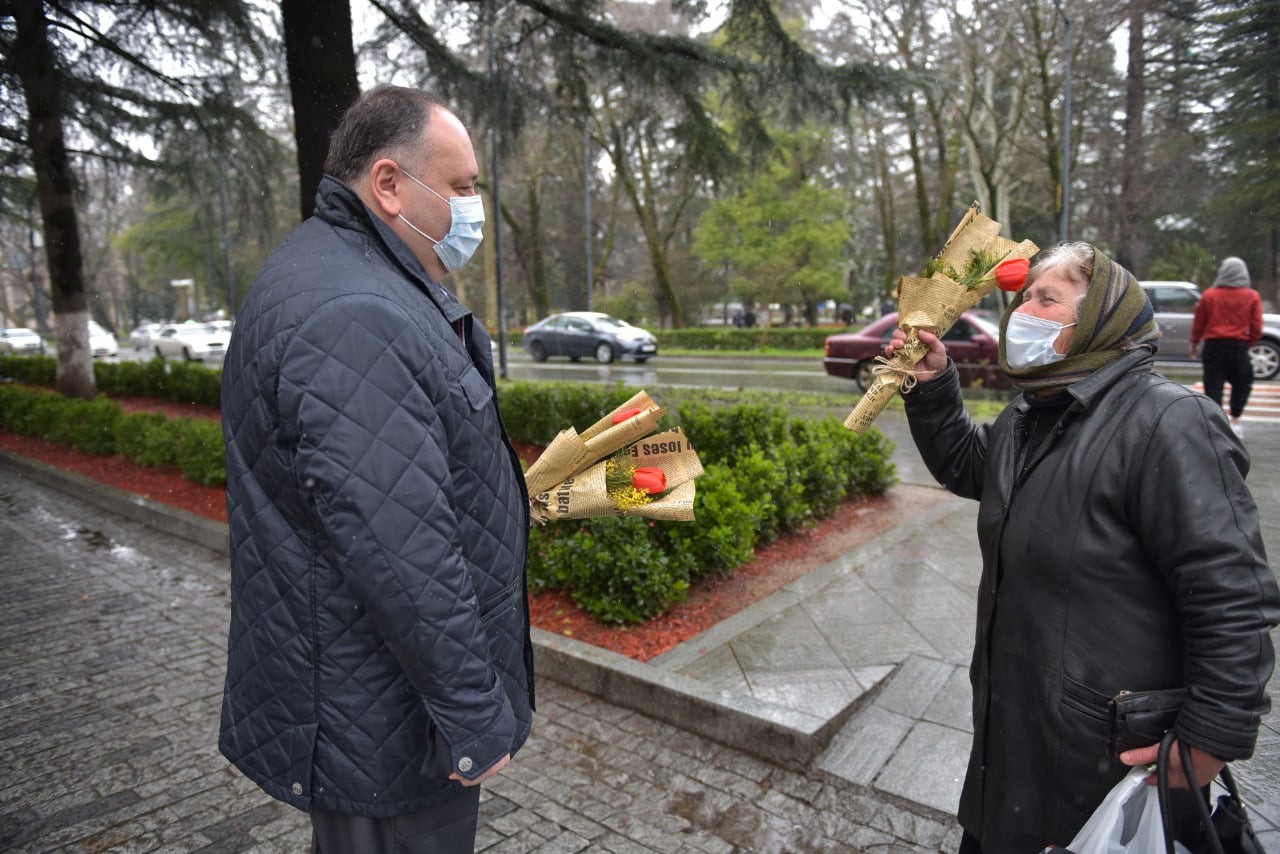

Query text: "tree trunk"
[282, 0, 359, 221]
[14, 0, 94, 399]
[524, 179, 548, 320]
[1116, 0, 1147, 274]
[872, 120, 898, 300]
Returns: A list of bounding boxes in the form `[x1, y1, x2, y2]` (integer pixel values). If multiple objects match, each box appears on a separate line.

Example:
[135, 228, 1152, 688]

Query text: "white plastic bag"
[1059, 767, 1191, 854]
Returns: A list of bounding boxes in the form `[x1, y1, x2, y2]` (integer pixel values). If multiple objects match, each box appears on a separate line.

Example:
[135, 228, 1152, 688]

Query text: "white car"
[129, 322, 163, 350]
[153, 322, 231, 361]
[0, 327, 46, 354]
[87, 320, 119, 358]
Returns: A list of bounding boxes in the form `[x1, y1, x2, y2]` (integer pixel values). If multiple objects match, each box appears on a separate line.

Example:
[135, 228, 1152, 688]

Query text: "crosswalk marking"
[1187, 382, 1280, 425]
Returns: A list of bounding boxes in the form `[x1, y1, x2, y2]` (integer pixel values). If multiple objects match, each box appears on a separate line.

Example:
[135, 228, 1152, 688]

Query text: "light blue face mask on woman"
[395, 164, 485, 272]
[1004, 312, 1076, 369]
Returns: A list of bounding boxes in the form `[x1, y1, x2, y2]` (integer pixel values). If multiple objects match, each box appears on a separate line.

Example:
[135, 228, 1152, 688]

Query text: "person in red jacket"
[1191, 256, 1263, 436]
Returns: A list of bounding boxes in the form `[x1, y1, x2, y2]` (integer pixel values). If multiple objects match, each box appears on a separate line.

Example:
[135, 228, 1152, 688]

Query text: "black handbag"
[1156, 730, 1264, 854]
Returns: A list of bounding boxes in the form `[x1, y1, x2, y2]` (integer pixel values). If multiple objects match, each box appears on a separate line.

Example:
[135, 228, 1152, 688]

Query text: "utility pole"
[489, 0, 508, 379]
[584, 122, 594, 312]
[217, 153, 235, 317]
[1054, 0, 1073, 243]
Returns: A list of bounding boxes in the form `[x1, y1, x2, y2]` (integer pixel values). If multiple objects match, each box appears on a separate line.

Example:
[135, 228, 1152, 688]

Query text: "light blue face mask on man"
[395, 164, 485, 272]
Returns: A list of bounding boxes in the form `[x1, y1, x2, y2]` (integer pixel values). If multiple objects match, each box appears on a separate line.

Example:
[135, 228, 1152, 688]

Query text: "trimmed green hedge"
[0, 371, 897, 626]
[0, 355, 222, 408]
[514, 383, 896, 624]
[0, 384, 226, 486]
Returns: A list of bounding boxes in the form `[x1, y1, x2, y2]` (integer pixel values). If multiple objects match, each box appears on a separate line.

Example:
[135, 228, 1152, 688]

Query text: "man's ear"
[366, 158, 403, 218]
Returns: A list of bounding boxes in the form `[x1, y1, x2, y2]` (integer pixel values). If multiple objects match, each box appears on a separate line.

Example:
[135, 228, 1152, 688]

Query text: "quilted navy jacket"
[219, 176, 533, 817]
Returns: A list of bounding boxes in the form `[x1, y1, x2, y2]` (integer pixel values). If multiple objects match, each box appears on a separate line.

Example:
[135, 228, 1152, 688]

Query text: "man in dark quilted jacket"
[219, 85, 533, 852]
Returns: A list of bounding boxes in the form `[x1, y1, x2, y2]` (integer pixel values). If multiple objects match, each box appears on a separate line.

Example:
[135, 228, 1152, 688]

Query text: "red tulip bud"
[995, 258, 1031, 292]
[632, 467, 666, 495]
[612, 407, 644, 424]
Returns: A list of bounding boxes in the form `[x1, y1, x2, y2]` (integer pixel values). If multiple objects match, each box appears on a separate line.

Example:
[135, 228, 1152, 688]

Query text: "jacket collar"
[313, 175, 470, 326]
[1012, 347, 1157, 417]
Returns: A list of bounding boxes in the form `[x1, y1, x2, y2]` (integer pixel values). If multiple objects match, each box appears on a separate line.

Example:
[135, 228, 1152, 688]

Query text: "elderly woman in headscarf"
[885, 242, 1279, 853]
[1191, 256, 1263, 437]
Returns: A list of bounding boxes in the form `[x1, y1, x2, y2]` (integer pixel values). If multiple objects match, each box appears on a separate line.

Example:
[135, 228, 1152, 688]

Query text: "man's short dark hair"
[323, 86, 447, 183]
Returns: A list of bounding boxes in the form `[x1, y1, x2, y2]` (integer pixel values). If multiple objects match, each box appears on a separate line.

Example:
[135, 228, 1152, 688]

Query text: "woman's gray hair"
[1028, 241, 1095, 320]
[323, 86, 447, 184]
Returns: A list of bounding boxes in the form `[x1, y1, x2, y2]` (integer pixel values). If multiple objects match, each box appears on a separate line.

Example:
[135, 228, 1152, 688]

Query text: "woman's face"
[1015, 269, 1088, 354]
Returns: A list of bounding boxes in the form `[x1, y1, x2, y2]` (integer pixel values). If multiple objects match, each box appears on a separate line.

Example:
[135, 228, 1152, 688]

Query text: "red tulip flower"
[612, 407, 643, 424]
[994, 258, 1031, 292]
[632, 467, 666, 495]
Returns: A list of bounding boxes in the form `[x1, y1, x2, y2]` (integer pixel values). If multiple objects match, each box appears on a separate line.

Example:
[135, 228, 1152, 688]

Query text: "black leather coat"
[219, 177, 533, 817]
[903, 349, 1278, 851]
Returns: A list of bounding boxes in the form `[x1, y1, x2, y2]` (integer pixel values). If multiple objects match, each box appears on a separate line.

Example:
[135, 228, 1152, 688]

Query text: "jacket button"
[458, 757, 473, 773]
[291, 782, 303, 795]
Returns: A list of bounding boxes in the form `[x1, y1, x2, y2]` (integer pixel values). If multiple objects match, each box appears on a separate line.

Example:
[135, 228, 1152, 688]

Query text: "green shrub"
[57, 397, 123, 455]
[653, 465, 760, 580]
[657, 327, 831, 352]
[160, 362, 222, 408]
[672, 400, 790, 467]
[789, 419, 853, 512]
[0, 383, 54, 434]
[96, 358, 170, 398]
[0, 354, 56, 386]
[0, 383, 224, 483]
[0, 354, 222, 408]
[531, 516, 689, 625]
[116, 412, 179, 469]
[172, 418, 226, 486]
[499, 381, 636, 445]
[0, 385, 120, 454]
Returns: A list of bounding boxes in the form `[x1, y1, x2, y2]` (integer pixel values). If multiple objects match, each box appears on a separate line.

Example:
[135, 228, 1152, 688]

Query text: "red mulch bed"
[1, 395, 943, 661]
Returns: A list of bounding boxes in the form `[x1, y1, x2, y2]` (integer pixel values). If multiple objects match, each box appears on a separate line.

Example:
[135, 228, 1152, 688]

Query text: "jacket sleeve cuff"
[431, 686, 518, 781]
[1175, 708, 1261, 762]
[902, 359, 960, 404]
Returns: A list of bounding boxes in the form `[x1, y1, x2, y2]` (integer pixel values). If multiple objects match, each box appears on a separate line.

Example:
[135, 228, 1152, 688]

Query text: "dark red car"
[823, 311, 1008, 391]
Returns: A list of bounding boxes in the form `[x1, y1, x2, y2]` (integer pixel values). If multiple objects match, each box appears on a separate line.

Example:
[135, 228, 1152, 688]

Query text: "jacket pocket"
[1060, 675, 1111, 724]
[459, 366, 493, 411]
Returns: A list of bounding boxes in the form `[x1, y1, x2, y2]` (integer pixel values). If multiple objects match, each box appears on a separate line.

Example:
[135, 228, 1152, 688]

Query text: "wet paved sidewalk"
[1, 410, 1278, 851]
[0, 460, 959, 851]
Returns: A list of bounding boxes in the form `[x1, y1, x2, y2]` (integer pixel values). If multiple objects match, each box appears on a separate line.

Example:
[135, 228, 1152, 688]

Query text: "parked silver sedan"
[523, 311, 658, 364]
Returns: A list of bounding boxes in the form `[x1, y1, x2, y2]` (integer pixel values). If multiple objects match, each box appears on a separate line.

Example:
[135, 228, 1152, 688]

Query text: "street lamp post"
[584, 122, 594, 313]
[488, 0, 508, 380]
[1055, 0, 1073, 243]
[170, 278, 195, 319]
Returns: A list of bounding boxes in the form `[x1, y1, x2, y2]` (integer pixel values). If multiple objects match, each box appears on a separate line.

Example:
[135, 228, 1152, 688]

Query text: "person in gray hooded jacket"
[219, 86, 532, 852]
[886, 242, 1278, 853]
[1191, 256, 1263, 436]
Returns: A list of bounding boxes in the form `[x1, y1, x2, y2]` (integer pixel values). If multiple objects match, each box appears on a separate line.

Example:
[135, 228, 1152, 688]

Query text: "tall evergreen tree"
[1206, 0, 1280, 304]
[1, 0, 264, 398]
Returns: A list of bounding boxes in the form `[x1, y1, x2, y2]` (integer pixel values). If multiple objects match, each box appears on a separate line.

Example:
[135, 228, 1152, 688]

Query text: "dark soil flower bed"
[0, 395, 944, 661]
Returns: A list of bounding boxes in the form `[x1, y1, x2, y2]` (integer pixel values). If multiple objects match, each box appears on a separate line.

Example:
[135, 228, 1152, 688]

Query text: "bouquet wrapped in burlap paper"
[843, 203, 1039, 434]
[524, 390, 704, 523]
